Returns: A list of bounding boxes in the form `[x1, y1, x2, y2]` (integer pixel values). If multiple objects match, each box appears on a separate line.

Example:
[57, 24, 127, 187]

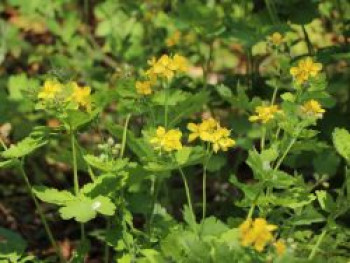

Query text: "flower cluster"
[146, 54, 188, 80]
[135, 54, 188, 96]
[69, 82, 92, 111]
[38, 79, 63, 100]
[239, 218, 285, 255]
[300, 99, 325, 119]
[290, 57, 323, 85]
[249, 105, 282, 124]
[37, 79, 92, 111]
[135, 81, 153, 95]
[187, 118, 235, 153]
[149, 126, 183, 152]
[267, 32, 284, 47]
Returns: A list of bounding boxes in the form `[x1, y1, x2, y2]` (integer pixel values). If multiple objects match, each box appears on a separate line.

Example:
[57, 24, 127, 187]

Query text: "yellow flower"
[38, 80, 62, 100]
[150, 126, 182, 152]
[172, 54, 188, 73]
[239, 218, 278, 252]
[151, 54, 175, 79]
[249, 105, 282, 124]
[187, 118, 218, 142]
[166, 30, 181, 47]
[302, 57, 323, 77]
[290, 57, 322, 85]
[136, 81, 152, 95]
[274, 239, 286, 256]
[300, 99, 325, 118]
[69, 82, 91, 110]
[145, 54, 188, 80]
[267, 32, 284, 46]
[210, 127, 236, 153]
[290, 66, 309, 85]
[187, 118, 235, 153]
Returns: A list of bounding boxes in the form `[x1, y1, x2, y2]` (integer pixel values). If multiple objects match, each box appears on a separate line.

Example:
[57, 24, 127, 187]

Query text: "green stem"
[70, 130, 85, 243]
[260, 126, 266, 151]
[104, 114, 131, 261]
[119, 114, 131, 159]
[274, 137, 297, 171]
[270, 81, 279, 106]
[247, 203, 256, 220]
[246, 185, 264, 220]
[302, 24, 314, 56]
[178, 167, 196, 224]
[274, 127, 281, 141]
[202, 148, 213, 221]
[19, 162, 65, 263]
[264, 0, 279, 24]
[87, 164, 96, 181]
[164, 81, 169, 128]
[308, 228, 327, 260]
[148, 176, 160, 237]
[70, 131, 79, 195]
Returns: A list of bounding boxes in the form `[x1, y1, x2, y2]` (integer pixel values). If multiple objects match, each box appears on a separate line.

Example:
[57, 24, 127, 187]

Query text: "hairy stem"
[178, 167, 196, 225]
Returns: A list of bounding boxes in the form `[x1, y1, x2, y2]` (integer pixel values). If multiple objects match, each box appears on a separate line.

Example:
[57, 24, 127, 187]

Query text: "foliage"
[0, 0, 350, 262]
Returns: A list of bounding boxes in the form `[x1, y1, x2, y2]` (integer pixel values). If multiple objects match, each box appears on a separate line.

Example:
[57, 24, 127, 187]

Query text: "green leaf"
[92, 196, 116, 216]
[84, 154, 129, 173]
[206, 155, 226, 172]
[0, 159, 19, 169]
[1, 136, 47, 159]
[200, 217, 229, 237]
[65, 109, 100, 131]
[175, 147, 192, 165]
[32, 186, 74, 206]
[313, 151, 340, 177]
[274, 190, 316, 209]
[291, 206, 325, 226]
[183, 205, 198, 233]
[7, 73, 39, 101]
[81, 173, 125, 198]
[0, 227, 27, 257]
[59, 195, 116, 223]
[219, 228, 240, 250]
[269, 170, 296, 189]
[216, 84, 233, 101]
[281, 92, 295, 102]
[169, 90, 210, 126]
[315, 190, 335, 213]
[152, 90, 188, 106]
[229, 175, 262, 204]
[333, 128, 350, 163]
